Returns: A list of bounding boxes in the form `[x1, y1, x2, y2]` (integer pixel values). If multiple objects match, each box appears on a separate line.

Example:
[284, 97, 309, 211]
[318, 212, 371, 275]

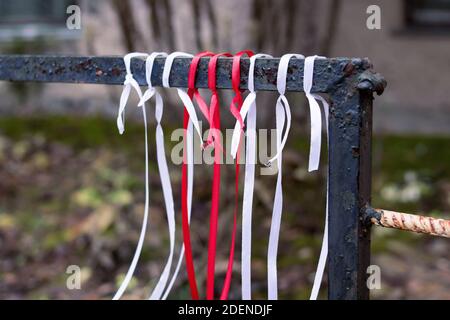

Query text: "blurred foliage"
[0, 116, 449, 299]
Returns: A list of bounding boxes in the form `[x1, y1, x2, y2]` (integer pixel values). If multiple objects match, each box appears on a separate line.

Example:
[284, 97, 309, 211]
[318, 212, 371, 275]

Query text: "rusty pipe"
[364, 206, 450, 238]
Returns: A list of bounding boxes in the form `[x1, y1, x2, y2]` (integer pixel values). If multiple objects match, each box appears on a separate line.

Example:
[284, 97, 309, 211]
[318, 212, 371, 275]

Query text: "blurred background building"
[1, 0, 450, 133]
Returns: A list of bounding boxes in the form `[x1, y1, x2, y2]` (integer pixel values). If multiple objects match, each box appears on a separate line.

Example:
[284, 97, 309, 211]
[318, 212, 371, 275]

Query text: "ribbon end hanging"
[308, 163, 320, 173]
[117, 119, 125, 135]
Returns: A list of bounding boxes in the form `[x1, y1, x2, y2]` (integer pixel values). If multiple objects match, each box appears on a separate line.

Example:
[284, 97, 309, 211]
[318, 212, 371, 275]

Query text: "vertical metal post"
[327, 69, 379, 299]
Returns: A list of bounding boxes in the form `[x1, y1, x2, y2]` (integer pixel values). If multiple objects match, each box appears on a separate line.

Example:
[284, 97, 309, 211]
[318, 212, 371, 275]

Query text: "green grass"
[0, 115, 146, 151]
[374, 135, 450, 180]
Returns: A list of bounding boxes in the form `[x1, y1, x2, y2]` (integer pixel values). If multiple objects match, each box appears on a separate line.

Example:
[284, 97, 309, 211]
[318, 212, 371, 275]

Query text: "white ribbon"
[303, 56, 324, 172]
[113, 52, 149, 300]
[135, 52, 179, 300]
[162, 52, 203, 147]
[267, 54, 303, 300]
[114, 52, 200, 300]
[116, 52, 148, 135]
[230, 53, 272, 300]
[159, 52, 200, 299]
[162, 118, 195, 300]
[304, 55, 330, 300]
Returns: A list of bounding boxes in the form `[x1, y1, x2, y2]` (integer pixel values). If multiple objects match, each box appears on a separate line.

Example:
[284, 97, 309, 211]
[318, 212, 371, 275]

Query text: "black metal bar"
[328, 87, 368, 299]
[327, 65, 385, 300]
[357, 89, 373, 299]
[0, 55, 371, 93]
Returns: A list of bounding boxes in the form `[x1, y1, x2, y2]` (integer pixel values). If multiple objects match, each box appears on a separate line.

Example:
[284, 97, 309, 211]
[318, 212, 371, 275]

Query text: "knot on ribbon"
[117, 53, 148, 135]
[230, 54, 272, 161]
[229, 51, 254, 132]
[265, 54, 304, 167]
[138, 87, 156, 107]
[125, 73, 133, 82]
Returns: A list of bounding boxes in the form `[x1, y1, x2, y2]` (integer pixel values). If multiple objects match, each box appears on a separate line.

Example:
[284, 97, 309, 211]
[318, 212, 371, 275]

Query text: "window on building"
[405, 0, 450, 30]
[0, 0, 79, 41]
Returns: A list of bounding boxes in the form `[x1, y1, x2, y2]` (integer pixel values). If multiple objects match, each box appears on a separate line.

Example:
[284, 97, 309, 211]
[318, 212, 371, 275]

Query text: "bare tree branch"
[162, 0, 176, 50]
[191, 0, 203, 50]
[320, 0, 341, 55]
[111, 0, 143, 52]
[205, 0, 219, 49]
[146, 0, 161, 44]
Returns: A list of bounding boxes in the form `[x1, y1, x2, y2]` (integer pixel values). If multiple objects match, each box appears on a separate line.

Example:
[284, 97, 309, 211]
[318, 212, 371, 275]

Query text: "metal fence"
[1, 54, 448, 300]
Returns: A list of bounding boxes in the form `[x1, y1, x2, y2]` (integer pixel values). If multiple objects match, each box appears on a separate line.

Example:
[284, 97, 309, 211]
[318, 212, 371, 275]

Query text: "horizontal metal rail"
[365, 206, 450, 238]
[0, 55, 377, 93]
[0, 54, 388, 300]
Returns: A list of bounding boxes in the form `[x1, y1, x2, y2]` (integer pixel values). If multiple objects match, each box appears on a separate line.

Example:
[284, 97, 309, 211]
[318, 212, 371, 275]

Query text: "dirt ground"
[0, 116, 449, 299]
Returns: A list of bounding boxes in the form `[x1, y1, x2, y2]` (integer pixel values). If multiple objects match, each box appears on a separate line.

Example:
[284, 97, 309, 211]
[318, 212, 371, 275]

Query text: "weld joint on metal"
[361, 204, 380, 227]
[356, 70, 387, 95]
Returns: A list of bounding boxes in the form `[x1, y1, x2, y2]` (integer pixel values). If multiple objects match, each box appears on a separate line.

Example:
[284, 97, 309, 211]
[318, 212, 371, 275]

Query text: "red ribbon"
[204, 52, 231, 300]
[182, 51, 253, 300]
[181, 104, 198, 299]
[219, 50, 254, 300]
[181, 52, 215, 300]
[230, 50, 255, 129]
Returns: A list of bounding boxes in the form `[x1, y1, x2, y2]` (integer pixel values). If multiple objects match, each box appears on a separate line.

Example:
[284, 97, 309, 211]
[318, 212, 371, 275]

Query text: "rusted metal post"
[327, 61, 385, 300]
